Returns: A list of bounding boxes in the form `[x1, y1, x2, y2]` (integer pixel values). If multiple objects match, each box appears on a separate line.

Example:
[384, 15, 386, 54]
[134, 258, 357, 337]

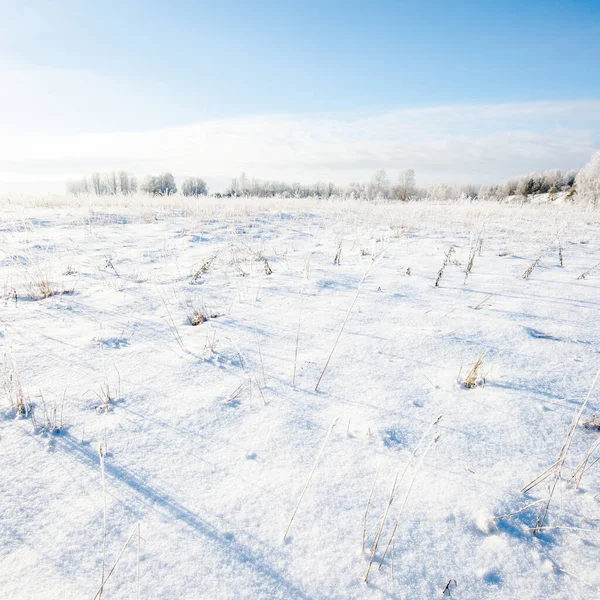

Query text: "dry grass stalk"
[104, 255, 119, 277]
[442, 579, 457, 598]
[229, 246, 248, 277]
[465, 229, 484, 282]
[532, 368, 600, 535]
[362, 468, 379, 553]
[315, 256, 380, 392]
[473, 294, 493, 310]
[333, 241, 342, 265]
[3, 355, 31, 417]
[557, 240, 563, 267]
[521, 256, 542, 279]
[364, 415, 441, 583]
[283, 418, 338, 542]
[159, 291, 189, 354]
[225, 379, 252, 404]
[292, 254, 312, 386]
[191, 253, 218, 282]
[92, 522, 141, 600]
[377, 434, 440, 571]
[435, 245, 455, 287]
[493, 499, 544, 520]
[521, 459, 560, 494]
[203, 330, 217, 357]
[37, 390, 66, 433]
[463, 350, 488, 388]
[99, 442, 107, 599]
[569, 437, 600, 488]
[577, 261, 600, 280]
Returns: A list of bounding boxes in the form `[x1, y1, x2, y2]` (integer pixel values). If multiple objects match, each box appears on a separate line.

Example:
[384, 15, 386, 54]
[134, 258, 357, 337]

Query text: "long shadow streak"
[57, 433, 311, 600]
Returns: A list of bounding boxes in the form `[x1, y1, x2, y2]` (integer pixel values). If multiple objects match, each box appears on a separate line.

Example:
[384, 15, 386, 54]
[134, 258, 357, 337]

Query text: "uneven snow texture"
[0, 199, 599, 599]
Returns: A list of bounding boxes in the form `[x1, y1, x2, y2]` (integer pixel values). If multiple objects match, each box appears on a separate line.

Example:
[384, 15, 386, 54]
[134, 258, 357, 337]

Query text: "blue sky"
[1, 0, 600, 191]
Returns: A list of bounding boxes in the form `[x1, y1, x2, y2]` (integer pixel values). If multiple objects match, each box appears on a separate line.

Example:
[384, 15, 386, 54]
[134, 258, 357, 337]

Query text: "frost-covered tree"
[367, 169, 390, 201]
[427, 183, 451, 201]
[118, 171, 138, 194]
[393, 169, 416, 201]
[575, 152, 600, 207]
[142, 173, 177, 196]
[182, 177, 208, 196]
[346, 181, 367, 200]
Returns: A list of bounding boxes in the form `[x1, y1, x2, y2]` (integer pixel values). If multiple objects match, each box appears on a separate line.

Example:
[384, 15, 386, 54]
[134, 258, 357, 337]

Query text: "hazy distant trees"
[67, 171, 138, 195]
[393, 169, 416, 201]
[575, 151, 600, 207]
[367, 169, 390, 201]
[141, 173, 177, 196]
[226, 172, 339, 198]
[118, 171, 137, 195]
[229, 172, 249, 196]
[64, 159, 597, 206]
[182, 177, 208, 196]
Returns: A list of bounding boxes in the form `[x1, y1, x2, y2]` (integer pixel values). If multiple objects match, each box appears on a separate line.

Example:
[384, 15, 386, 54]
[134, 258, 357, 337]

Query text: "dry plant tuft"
[93, 369, 121, 414]
[3, 285, 18, 307]
[36, 390, 66, 434]
[229, 245, 249, 277]
[581, 414, 600, 430]
[24, 264, 73, 300]
[3, 356, 31, 417]
[262, 257, 273, 275]
[191, 253, 218, 283]
[462, 350, 488, 388]
[26, 274, 58, 300]
[188, 305, 219, 326]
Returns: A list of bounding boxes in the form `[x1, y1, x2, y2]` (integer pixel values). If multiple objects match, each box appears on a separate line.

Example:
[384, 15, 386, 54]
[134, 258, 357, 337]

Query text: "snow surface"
[0, 198, 599, 599]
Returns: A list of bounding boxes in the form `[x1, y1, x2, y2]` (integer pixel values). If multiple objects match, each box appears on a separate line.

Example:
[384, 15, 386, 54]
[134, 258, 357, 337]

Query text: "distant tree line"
[66, 151, 600, 206]
[479, 169, 578, 202]
[67, 171, 139, 196]
[68, 172, 208, 197]
[225, 172, 340, 198]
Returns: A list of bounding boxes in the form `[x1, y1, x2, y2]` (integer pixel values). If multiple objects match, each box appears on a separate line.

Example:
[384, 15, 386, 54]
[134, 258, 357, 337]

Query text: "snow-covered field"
[1, 196, 599, 599]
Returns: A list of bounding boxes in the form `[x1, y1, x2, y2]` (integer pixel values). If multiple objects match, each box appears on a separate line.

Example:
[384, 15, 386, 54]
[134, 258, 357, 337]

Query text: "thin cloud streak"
[1, 101, 599, 193]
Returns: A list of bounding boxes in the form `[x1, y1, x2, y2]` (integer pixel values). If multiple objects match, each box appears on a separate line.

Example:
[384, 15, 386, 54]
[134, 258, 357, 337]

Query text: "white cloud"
[1, 100, 599, 193]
